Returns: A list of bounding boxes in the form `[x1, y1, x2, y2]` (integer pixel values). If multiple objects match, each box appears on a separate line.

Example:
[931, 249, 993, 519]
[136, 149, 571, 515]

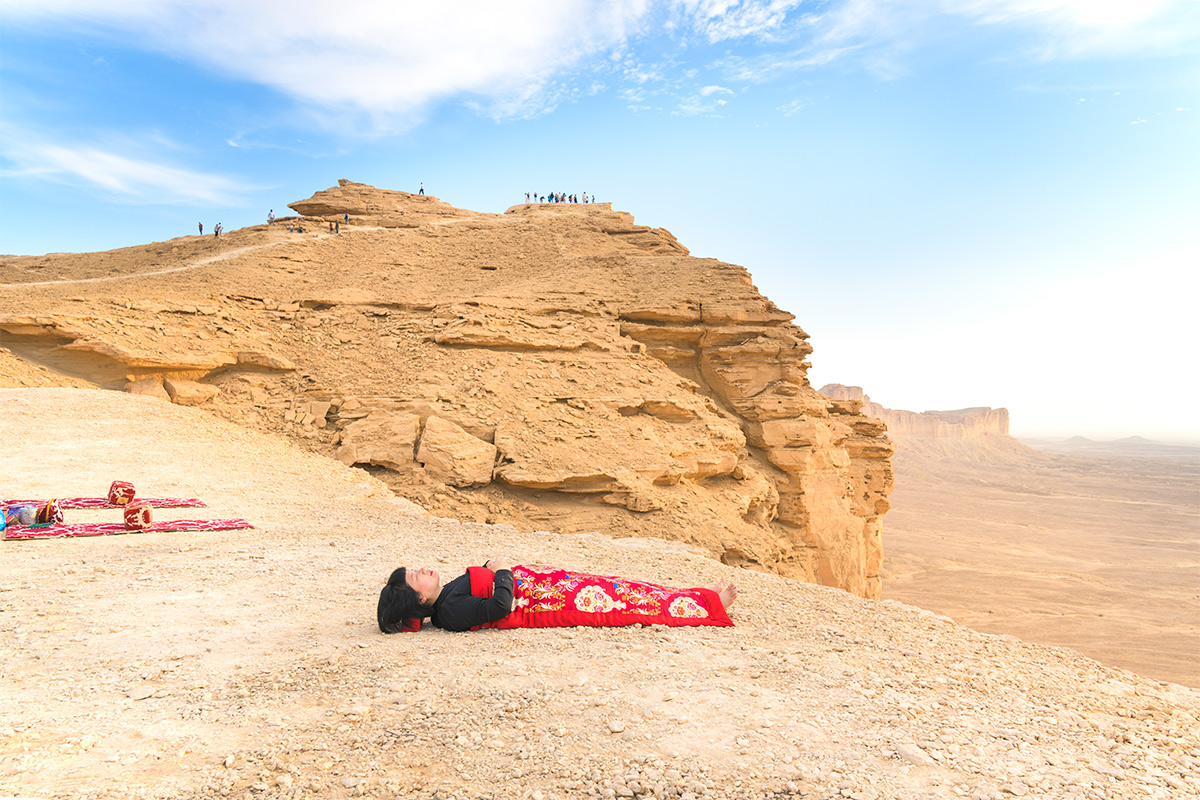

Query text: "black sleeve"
[488, 569, 515, 618]
[431, 569, 515, 632]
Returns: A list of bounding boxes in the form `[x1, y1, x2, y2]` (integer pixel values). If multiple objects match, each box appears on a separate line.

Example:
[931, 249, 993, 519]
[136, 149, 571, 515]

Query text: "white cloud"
[699, 84, 734, 95]
[0, 127, 250, 205]
[1, 0, 653, 128]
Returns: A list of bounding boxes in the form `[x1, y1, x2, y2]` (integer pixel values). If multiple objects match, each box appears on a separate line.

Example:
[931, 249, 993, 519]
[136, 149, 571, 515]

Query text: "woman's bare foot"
[709, 578, 738, 611]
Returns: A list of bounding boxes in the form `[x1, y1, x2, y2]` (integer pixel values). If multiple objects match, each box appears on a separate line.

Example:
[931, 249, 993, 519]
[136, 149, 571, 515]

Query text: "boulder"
[336, 412, 420, 471]
[237, 350, 296, 371]
[298, 400, 333, 429]
[124, 378, 171, 401]
[162, 379, 219, 406]
[416, 416, 497, 487]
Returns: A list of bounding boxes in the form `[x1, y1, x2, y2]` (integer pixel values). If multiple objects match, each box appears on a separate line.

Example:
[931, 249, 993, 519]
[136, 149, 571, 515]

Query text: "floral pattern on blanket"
[509, 566, 713, 622]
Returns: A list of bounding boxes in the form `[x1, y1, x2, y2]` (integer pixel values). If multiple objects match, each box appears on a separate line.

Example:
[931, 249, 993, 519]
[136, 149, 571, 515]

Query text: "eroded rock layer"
[0, 182, 893, 597]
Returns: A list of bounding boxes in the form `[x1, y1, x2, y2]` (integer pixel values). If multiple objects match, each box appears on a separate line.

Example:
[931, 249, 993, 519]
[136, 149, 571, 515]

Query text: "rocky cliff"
[0, 182, 893, 597]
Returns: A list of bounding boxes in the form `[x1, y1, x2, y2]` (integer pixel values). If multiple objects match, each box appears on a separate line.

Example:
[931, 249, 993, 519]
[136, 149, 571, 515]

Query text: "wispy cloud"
[954, 0, 1176, 29]
[778, 98, 807, 116]
[710, 46, 855, 84]
[676, 94, 730, 115]
[817, 0, 1200, 61]
[0, 126, 251, 205]
[671, 0, 806, 42]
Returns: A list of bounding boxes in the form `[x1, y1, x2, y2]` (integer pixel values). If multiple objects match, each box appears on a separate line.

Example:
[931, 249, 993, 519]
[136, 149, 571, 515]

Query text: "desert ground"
[882, 436, 1200, 688]
[3, 389, 1199, 800]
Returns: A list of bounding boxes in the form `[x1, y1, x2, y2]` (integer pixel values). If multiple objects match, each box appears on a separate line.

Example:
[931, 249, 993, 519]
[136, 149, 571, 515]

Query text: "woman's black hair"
[377, 567, 435, 633]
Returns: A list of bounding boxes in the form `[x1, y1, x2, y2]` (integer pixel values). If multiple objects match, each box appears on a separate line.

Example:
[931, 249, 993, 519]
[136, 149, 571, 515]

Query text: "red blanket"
[469, 565, 733, 629]
[3, 519, 253, 540]
[4, 480, 204, 510]
[1, 497, 206, 511]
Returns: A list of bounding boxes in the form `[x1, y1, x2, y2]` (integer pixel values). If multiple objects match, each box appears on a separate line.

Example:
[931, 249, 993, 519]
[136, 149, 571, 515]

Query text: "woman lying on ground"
[377, 559, 738, 633]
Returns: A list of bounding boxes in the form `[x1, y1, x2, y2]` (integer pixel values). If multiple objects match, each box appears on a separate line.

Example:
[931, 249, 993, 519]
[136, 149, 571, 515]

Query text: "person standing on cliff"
[198, 222, 203, 235]
[419, 182, 425, 195]
[267, 209, 275, 224]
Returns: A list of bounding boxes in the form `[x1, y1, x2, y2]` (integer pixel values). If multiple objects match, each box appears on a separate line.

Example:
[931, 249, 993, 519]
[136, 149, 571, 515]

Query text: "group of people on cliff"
[526, 192, 590, 204]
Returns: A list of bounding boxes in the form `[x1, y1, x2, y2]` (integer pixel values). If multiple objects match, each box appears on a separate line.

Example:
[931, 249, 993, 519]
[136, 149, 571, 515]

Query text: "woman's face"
[406, 567, 441, 603]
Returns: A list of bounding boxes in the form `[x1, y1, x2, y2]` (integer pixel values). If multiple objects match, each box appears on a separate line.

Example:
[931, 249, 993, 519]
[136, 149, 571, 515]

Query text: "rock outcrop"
[417, 415, 497, 487]
[0, 183, 894, 598]
[289, 179, 482, 228]
[337, 412, 420, 472]
[0, 311, 295, 401]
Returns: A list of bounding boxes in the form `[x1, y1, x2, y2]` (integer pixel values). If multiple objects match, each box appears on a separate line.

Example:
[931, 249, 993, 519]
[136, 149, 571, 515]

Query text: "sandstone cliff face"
[618, 310, 894, 596]
[0, 183, 893, 598]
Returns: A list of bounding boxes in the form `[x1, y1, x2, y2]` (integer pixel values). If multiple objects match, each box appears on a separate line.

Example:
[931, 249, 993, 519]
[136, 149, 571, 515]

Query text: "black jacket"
[429, 568, 515, 632]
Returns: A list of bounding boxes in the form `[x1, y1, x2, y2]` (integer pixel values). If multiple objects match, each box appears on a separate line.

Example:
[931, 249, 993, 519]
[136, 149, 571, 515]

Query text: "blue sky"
[2, 1, 1198, 441]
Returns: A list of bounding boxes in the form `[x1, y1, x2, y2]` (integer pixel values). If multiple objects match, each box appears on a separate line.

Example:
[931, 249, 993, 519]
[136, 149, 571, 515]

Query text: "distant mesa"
[819, 384, 1009, 440]
[818, 384, 1035, 462]
[1027, 433, 1197, 460]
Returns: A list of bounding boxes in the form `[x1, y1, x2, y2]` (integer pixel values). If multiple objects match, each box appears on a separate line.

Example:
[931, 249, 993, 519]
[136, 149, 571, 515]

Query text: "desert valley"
[2, 184, 1197, 800]
[822, 387, 1199, 688]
